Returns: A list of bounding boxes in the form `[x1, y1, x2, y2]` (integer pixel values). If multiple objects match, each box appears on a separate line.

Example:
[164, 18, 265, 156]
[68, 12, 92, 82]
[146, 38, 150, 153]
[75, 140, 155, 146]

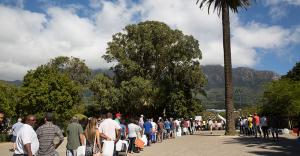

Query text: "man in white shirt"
[99, 112, 121, 156]
[99, 112, 121, 141]
[14, 115, 39, 156]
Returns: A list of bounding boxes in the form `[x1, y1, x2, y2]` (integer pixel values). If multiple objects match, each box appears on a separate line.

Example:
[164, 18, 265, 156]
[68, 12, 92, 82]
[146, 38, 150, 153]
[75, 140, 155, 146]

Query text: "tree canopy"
[102, 21, 206, 117]
[18, 57, 89, 123]
[262, 62, 300, 118]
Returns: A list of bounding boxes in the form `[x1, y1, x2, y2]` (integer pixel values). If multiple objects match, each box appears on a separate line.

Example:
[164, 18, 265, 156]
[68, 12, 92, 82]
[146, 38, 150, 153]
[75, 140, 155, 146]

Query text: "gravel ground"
[1, 130, 299, 156]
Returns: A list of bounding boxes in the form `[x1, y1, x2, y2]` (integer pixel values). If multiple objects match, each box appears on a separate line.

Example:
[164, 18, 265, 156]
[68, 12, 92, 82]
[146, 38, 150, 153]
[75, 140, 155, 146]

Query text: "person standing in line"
[208, 119, 213, 134]
[14, 115, 39, 156]
[247, 115, 253, 136]
[243, 117, 249, 135]
[98, 112, 121, 156]
[36, 113, 64, 156]
[139, 115, 144, 128]
[253, 113, 261, 138]
[269, 116, 280, 141]
[150, 118, 157, 142]
[127, 119, 140, 153]
[114, 113, 121, 125]
[66, 116, 85, 156]
[10, 118, 23, 151]
[170, 118, 175, 138]
[260, 114, 269, 139]
[119, 119, 127, 140]
[143, 119, 152, 146]
[164, 119, 171, 138]
[157, 119, 164, 143]
[84, 118, 101, 156]
[174, 118, 180, 137]
[239, 117, 244, 135]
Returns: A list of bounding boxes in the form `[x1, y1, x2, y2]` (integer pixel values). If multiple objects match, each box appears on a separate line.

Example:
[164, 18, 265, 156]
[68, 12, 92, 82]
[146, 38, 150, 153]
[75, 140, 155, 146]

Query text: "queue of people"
[8, 112, 201, 156]
[7, 110, 300, 156]
[238, 113, 283, 141]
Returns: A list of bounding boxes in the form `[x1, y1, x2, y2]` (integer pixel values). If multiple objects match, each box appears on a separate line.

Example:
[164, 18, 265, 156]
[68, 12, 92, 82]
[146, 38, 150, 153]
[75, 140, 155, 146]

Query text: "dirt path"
[1, 131, 299, 156]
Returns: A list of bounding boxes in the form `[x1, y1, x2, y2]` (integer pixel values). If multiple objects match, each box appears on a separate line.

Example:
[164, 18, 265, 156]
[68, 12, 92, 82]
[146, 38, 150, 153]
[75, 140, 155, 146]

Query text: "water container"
[102, 140, 114, 156]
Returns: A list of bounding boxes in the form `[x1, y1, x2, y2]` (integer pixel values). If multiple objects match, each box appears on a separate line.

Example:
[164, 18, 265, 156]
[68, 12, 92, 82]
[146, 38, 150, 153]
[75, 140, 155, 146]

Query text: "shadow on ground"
[223, 136, 300, 156]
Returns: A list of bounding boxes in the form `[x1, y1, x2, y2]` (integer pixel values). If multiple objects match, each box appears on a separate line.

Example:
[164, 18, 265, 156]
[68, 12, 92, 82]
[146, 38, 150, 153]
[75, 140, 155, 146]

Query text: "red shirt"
[253, 115, 260, 126]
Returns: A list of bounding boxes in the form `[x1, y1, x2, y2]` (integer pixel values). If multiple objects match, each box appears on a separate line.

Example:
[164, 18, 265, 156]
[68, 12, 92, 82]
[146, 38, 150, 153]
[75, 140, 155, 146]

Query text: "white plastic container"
[116, 140, 128, 152]
[102, 140, 115, 156]
[76, 146, 86, 156]
[141, 134, 148, 146]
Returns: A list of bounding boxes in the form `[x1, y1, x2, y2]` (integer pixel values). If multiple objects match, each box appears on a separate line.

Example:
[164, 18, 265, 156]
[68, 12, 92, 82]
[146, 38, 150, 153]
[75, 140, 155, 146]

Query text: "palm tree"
[197, 0, 250, 135]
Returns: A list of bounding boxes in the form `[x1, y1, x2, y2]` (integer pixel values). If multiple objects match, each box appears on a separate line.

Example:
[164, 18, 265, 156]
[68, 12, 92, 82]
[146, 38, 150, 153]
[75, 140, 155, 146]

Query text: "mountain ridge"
[3, 65, 279, 109]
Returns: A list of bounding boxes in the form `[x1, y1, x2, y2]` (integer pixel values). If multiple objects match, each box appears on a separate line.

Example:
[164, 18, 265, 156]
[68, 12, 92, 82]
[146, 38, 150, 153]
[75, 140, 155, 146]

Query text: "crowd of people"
[2, 110, 300, 156]
[7, 112, 202, 156]
[237, 113, 300, 141]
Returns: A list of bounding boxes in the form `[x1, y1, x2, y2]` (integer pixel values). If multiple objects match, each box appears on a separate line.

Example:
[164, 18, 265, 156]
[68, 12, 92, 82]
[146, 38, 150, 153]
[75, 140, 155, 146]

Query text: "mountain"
[2, 80, 22, 86]
[2, 65, 279, 109]
[200, 65, 280, 109]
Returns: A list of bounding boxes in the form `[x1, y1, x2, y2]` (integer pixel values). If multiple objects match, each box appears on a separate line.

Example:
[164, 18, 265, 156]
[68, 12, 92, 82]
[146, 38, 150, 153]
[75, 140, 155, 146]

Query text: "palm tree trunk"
[222, 2, 235, 135]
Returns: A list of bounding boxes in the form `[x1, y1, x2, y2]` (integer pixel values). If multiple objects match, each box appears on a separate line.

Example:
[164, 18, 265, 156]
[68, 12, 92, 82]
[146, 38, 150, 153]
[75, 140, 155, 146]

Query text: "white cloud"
[0, 0, 299, 80]
[265, 0, 300, 20]
[232, 23, 293, 49]
[269, 6, 287, 20]
[0, 2, 136, 81]
[265, 0, 300, 6]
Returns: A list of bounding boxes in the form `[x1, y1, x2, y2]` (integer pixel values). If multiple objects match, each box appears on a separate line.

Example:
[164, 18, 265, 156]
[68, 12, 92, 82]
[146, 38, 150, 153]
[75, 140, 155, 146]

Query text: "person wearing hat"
[139, 115, 144, 128]
[115, 113, 121, 124]
[247, 114, 253, 136]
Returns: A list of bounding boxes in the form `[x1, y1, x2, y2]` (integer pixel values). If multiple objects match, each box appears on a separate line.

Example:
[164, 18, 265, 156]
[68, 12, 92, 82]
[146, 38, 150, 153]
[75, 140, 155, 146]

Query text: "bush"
[0, 133, 10, 142]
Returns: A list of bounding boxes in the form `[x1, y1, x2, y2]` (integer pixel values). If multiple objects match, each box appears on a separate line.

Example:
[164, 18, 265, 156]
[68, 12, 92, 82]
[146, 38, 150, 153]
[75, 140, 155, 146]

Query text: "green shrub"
[0, 133, 10, 142]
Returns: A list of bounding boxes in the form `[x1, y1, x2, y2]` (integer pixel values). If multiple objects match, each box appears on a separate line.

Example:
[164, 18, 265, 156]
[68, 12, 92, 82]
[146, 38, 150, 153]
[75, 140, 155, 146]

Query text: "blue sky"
[0, 0, 299, 80]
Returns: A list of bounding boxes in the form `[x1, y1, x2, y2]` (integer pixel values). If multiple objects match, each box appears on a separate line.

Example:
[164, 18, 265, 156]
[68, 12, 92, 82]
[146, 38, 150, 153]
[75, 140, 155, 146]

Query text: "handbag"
[93, 132, 101, 156]
[86, 133, 101, 156]
[85, 139, 93, 156]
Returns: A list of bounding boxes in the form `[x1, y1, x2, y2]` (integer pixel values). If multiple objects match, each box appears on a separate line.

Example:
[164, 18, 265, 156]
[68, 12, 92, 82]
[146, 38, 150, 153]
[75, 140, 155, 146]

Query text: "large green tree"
[197, 0, 250, 135]
[103, 21, 206, 117]
[19, 57, 88, 124]
[262, 62, 300, 128]
[262, 80, 300, 117]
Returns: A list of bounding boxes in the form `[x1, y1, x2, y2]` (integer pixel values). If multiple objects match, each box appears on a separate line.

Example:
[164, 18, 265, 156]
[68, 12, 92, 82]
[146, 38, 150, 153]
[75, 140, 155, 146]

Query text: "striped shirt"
[36, 122, 64, 156]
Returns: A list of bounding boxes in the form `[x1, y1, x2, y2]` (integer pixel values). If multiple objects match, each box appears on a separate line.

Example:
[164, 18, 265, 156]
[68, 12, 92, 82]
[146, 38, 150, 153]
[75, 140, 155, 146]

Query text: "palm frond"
[196, 0, 251, 16]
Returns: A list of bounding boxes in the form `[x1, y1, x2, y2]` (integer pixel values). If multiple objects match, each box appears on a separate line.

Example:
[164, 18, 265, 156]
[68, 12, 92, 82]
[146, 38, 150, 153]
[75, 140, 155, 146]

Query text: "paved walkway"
[1, 131, 299, 156]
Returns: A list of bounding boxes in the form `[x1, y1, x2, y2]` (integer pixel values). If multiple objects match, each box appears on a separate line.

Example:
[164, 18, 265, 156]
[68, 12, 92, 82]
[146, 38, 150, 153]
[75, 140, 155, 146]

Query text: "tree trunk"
[222, 2, 235, 135]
